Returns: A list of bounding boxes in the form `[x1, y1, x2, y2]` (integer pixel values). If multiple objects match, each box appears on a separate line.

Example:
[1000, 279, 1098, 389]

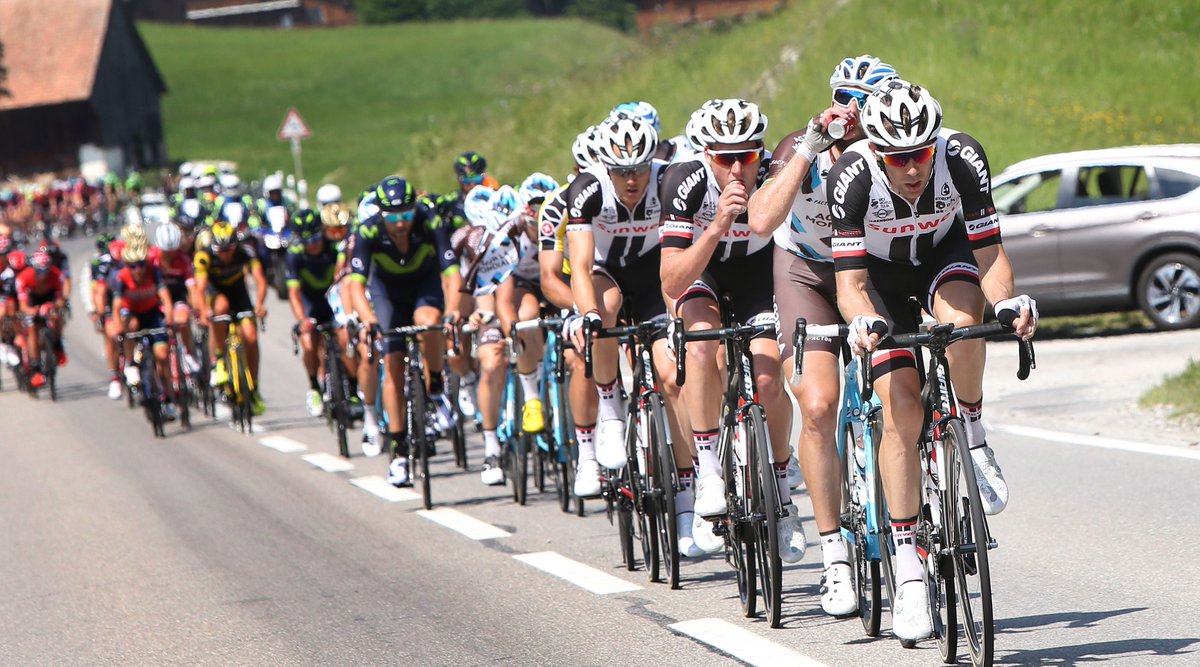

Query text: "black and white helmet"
[595, 115, 658, 168]
[571, 125, 601, 170]
[861, 79, 943, 151]
[691, 98, 768, 147]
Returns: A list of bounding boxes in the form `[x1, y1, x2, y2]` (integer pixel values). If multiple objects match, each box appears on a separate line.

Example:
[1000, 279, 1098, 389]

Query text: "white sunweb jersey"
[828, 127, 1001, 271]
[564, 161, 666, 269]
[659, 152, 773, 261]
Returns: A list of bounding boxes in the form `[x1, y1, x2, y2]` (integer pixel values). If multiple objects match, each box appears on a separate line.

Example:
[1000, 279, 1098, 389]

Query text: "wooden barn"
[0, 0, 168, 177]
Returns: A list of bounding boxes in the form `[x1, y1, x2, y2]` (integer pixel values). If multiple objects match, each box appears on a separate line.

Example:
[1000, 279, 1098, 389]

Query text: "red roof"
[0, 0, 114, 111]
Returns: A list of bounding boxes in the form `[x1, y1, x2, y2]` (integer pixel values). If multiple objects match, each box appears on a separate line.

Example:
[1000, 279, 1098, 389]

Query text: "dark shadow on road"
[998, 607, 1148, 633]
[995, 638, 1200, 665]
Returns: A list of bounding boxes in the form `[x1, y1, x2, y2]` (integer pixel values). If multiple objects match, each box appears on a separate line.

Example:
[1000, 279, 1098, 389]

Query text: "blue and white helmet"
[463, 185, 496, 225]
[518, 172, 560, 206]
[610, 101, 661, 134]
[829, 54, 898, 92]
[490, 185, 522, 219]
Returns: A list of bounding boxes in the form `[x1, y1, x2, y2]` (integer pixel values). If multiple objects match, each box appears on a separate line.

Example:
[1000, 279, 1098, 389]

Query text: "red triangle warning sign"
[277, 107, 312, 141]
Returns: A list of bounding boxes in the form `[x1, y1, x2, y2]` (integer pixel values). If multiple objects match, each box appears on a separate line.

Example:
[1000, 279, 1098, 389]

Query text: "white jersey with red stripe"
[564, 162, 665, 269]
[659, 152, 772, 261]
[828, 127, 1000, 271]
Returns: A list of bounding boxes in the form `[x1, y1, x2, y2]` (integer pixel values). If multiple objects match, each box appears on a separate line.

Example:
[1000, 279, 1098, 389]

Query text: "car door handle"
[1137, 212, 1159, 221]
[1030, 225, 1056, 237]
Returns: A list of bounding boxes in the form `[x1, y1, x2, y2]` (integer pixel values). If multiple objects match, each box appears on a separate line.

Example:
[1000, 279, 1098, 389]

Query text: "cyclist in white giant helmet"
[829, 79, 1037, 641]
[747, 54, 897, 617]
[564, 114, 687, 502]
[610, 101, 677, 163]
[537, 125, 603, 497]
[658, 98, 800, 561]
[153, 222, 200, 374]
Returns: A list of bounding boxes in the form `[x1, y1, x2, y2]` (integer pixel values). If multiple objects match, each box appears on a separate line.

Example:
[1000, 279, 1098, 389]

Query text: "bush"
[565, 0, 636, 32]
[427, 0, 529, 20]
[358, 0, 426, 23]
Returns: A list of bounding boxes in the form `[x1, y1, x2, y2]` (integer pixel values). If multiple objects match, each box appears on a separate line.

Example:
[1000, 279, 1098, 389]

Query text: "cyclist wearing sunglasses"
[746, 54, 897, 617]
[194, 219, 269, 415]
[829, 79, 1038, 642]
[112, 236, 177, 417]
[538, 125, 604, 496]
[659, 98, 802, 561]
[287, 209, 347, 418]
[153, 222, 201, 377]
[565, 113, 687, 500]
[15, 246, 68, 389]
[347, 176, 464, 488]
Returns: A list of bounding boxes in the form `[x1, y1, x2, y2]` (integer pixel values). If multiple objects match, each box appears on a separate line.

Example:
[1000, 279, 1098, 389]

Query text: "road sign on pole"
[277, 107, 311, 205]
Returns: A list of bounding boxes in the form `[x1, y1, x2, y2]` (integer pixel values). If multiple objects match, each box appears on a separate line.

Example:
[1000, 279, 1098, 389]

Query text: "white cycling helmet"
[594, 115, 658, 168]
[463, 185, 496, 225]
[691, 98, 768, 147]
[571, 125, 601, 170]
[610, 101, 662, 134]
[518, 172, 559, 205]
[316, 183, 343, 206]
[155, 222, 183, 251]
[683, 108, 706, 152]
[179, 176, 196, 192]
[829, 54, 898, 92]
[196, 174, 216, 190]
[219, 173, 241, 194]
[490, 184, 522, 218]
[179, 162, 195, 177]
[860, 79, 943, 151]
[262, 174, 284, 193]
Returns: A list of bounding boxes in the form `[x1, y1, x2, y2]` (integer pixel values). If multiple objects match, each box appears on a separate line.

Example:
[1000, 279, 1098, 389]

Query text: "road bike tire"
[514, 433, 529, 506]
[144, 355, 165, 438]
[746, 406, 783, 628]
[409, 368, 432, 511]
[240, 356, 255, 435]
[617, 488, 636, 571]
[627, 410, 658, 583]
[533, 439, 547, 494]
[330, 362, 350, 459]
[39, 329, 57, 402]
[447, 373, 469, 469]
[722, 416, 757, 619]
[648, 399, 678, 589]
[174, 343, 192, 431]
[842, 422, 882, 637]
[946, 419, 993, 667]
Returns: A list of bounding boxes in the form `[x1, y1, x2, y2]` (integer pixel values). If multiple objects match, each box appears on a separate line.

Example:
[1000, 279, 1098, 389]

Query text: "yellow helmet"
[121, 219, 146, 243]
[123, 235, 149, 263]
[194, 227, 214, 254]
[210, 221, 237, 248]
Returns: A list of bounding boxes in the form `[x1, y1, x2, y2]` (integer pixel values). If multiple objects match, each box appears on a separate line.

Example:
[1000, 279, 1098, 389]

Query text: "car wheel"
[1136, 252, 1200, 330]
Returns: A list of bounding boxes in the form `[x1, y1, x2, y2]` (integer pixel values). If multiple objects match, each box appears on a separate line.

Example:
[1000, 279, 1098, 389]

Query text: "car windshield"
[994, 170, 1061, 215]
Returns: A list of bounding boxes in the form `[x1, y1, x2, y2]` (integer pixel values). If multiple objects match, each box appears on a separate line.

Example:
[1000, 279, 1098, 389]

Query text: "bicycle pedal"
[711, 521, 730, 537]
[987, 538, 999, 550]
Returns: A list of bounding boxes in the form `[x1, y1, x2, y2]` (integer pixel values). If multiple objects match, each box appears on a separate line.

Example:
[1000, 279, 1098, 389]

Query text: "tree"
[565, 0, 635, 32]
[357, 0, 426, 23]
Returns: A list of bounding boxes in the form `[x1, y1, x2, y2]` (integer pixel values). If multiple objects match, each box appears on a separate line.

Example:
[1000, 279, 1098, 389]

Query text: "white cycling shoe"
[124, 365, 141, 386]
[361, 432, 383, 458]
[480, 455, 504, 486]
[676, 510, 706, 558]
[573, 459, 602, 498]
[892, 579, 934, 641]
[594, 419, 627, 469]
[692, 513, 724, 555]
[786, 455, 803, 490]
[387, 456, 411, 487]
[107, 380, 123, 401]
[820, 563, 858, 616]
[694, 473, 727, 517]
[306, 389, 324, 417]
[971, 444, 1009, 515]
[777, 503, 807, 564]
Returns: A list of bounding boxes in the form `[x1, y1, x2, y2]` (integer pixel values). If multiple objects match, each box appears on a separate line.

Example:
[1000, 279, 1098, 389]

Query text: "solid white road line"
[301, 452, 355, 473]
[669, 618, 827, 667]
[259, 435, 308, 453]
[350, 475, 420, 502]
[417, 508, 511, 540]
[993, 423, 1200, 461]
[513, 551, 641, 595]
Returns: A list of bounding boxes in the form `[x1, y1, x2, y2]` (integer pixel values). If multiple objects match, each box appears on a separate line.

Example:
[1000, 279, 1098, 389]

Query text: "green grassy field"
[143, 0, 1200, 194]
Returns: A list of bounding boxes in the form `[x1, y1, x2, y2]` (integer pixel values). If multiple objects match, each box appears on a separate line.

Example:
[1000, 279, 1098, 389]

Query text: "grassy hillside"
[142, 0, 1200, 195]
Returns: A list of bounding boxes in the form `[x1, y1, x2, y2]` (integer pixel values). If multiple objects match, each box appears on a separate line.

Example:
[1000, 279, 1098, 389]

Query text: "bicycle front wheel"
[746, 405, 783, 628]
[409, 375, 432, 510]
[648, 399, 678, 589]
[842, 421, 881, 637]
[947, 419, 993, 666]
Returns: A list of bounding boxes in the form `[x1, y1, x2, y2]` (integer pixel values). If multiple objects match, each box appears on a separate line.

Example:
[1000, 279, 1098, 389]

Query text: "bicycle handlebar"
[583, 316, 670, 380]
[672, 319, 775, 388]
[792, 318, 874, 402]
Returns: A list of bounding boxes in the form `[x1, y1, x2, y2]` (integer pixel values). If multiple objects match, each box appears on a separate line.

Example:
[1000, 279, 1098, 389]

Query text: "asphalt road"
[3, 236, 1199, 666]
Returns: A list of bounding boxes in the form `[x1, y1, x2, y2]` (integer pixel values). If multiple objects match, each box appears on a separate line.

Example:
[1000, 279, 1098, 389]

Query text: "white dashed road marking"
[259, 435, 308, 453]
[350, 475, 420, 502]
[417, 507, 511, 540]
[513, 551, 641, 595]
[669, 618, 827, 667]
[302, 452, 355, 473]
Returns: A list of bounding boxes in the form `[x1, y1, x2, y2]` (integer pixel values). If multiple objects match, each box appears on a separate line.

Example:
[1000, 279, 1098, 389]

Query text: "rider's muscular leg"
[383, 351, 407, 432]
[933, 281, 986, 406]
[652, 339, 693, 467]
[751, 338, 791, 464]
[241, 320, 260, 382]
[789, 350, 842, 534]
[174, 305, 194, 352]
[679, 298, 722, 433]
[589, 277, 623, 390]
[301, 330, 320, 380]
[211, 294, 230, 357]
[567, 349, 597, 425]
[414, 306, 445, 383]
[874, 367, 924, 520]
[476, 341, 504, 431]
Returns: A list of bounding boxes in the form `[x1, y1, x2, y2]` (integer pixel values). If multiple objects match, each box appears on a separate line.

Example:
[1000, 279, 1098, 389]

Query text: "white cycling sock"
[693, 430, 720, 478]
[821, 529, 849, 569]
[576, 424, 596, 462]
[596, 380, 622, 422]
[483, 430, 501, 458]
[960, 397, 985, 448]
[519, 371, 539, 402]
[891, 517, 923, 585]
[774, 460, 791, 506]
[675, 468, 695, 515]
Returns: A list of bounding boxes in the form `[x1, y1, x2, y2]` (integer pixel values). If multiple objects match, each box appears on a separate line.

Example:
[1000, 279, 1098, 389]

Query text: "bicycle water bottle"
[827, 119, 848, 140]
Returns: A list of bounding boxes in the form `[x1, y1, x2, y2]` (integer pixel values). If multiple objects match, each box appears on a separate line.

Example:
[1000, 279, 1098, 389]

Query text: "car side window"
[1154, 168, 1200, 199]
[994, 170, 1061, 215]
[1072, 165, 1150, 206]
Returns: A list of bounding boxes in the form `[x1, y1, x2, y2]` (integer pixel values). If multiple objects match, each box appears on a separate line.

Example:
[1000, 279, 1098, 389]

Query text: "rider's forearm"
[288, 288, 305, 323]
[974, 244, 1016, 307]
[567, 234, 598, 315]
[747, 157, 810, 237]
[348, 278, 375, 324]
[253, 270, 268, 307]
[835, 269, 879, 323]
[660, 236, 720, 299]
[539, 255, 575, 311]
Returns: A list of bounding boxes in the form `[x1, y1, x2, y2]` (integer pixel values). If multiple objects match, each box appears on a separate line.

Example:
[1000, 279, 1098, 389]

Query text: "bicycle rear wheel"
[238, 355, 255, 435]
[409, 372, 432, 510]
[39, 329, 57, 402]
[946, 419, 993, 666]
[328, 360, 350, 458]
[509, 432, 529, 506]
[144, 356, 165, 438]
[448, 373, 468, 469]
[723, 419, 757, 619]
[627, 411, 658, 582]
[174, 343, 192, 431]
[616, 472, 636, 571]
[747, 406, 783, 628]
